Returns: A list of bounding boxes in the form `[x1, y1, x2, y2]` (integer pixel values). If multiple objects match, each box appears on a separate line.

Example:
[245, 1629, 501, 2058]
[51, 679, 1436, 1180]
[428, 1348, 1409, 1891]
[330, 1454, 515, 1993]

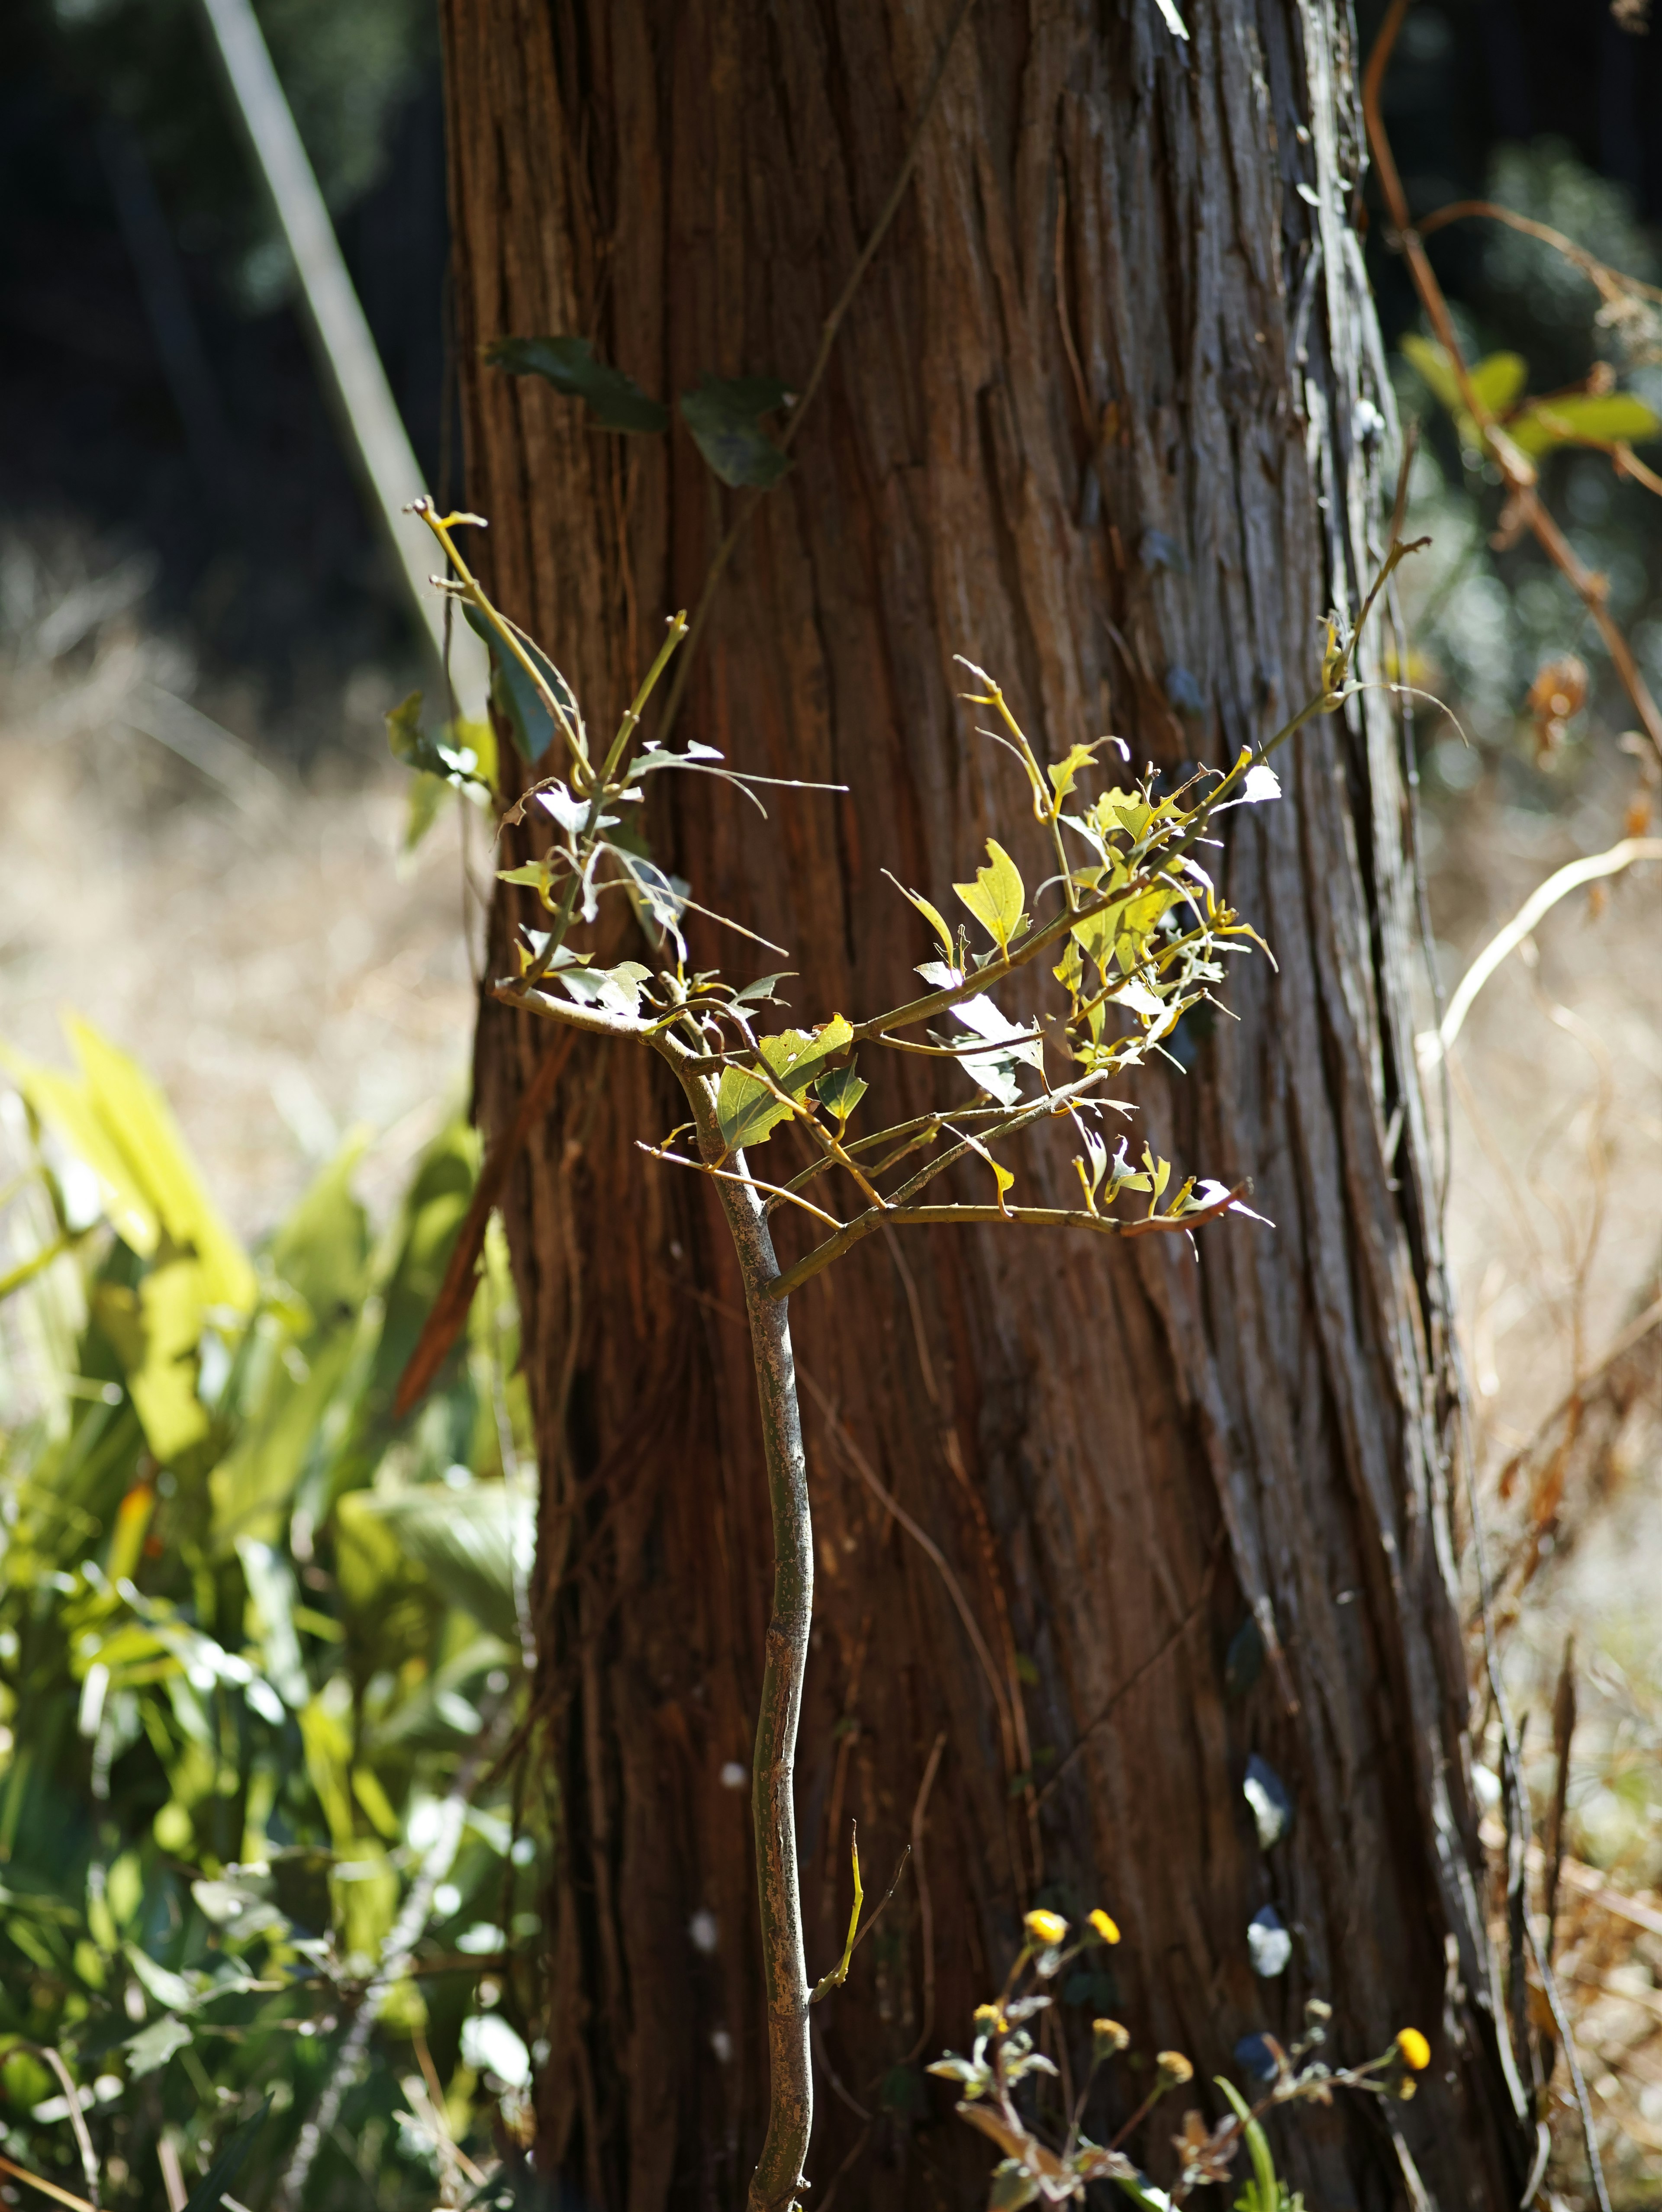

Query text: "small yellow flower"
[1395, 2027, 1430, 2072]
[1089, 1908, 1121, 1945]
[1024, 1909, 1068, 1947]
[1156, 2051, 1194, 2086]
[1092, 2018, 1130, 2059]
[973, 2003, 1006, 2034]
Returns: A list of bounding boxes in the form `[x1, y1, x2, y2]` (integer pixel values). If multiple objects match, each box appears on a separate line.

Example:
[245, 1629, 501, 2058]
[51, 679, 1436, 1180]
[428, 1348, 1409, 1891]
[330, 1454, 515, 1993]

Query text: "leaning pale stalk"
[683, 1071, 814, 2211]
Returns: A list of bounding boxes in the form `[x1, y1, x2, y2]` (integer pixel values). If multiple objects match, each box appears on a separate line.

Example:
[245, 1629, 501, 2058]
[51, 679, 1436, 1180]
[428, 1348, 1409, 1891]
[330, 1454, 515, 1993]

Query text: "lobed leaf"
[953, 840, 1027, 954]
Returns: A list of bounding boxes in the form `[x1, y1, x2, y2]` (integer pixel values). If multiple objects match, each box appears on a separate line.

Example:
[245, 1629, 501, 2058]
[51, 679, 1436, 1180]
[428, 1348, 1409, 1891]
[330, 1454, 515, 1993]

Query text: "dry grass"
[1421, 746, 1662, 2202]
[0, 524, 479, 1239]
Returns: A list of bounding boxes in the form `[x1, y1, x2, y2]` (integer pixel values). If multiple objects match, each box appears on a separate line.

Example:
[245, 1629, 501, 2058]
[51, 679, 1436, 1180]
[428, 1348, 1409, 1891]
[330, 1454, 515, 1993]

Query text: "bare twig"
[904, 1732, 949, 2066]
[1416, 838, 1662, 1067]
[0, 2156, 95, 2212]
[30, 2048, 99, 2209]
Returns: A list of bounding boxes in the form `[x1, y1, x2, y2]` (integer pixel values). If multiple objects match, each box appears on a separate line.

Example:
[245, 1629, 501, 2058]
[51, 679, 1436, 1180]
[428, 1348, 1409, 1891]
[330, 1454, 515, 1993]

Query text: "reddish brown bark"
[440, 4, 1527, 2206]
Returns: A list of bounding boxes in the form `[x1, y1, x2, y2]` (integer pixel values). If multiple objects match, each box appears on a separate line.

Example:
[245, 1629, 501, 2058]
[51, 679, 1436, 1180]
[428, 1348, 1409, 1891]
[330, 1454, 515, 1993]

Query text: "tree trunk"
[440, 3, 1527, 2206]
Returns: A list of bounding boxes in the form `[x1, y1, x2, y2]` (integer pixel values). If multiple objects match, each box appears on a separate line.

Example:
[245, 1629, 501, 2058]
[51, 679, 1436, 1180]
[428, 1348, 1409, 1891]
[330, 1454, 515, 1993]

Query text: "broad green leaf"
[362, 1483, 530, 1646]
[386, 694, 495, 789]
[760, 1017, 854, 1096]
[716, 1066, 794, 1155]
[462, 603, 581, 765]
[270, 1138, 370, 1320]
[1466, 350, 1527, 419]
[93, 1265, 208, 1463]
[953, 840, 1027, 955]
[68, 1016, 256, 1312]
[556, 961, 652, 1019]
[717, 1017, 854, 1154]
[211, 1325, 357, 1551]
[1508, 391, 1662, 457]
[680, 374, 791, 488]
[486, 335, 669, 434]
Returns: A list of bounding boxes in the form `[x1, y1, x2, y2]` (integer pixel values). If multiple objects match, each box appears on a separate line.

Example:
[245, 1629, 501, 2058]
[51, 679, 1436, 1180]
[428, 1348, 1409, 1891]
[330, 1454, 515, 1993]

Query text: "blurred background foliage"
[0, 1019, 546, 2209]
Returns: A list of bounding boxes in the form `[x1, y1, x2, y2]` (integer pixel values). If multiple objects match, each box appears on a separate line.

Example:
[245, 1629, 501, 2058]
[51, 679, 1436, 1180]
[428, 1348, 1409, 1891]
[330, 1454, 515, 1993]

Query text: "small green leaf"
[885, 871, 957, 963]
[815, 1059, 867, 1131]
[486, 335, 669, 434]
[461, 604, 580, 765]
[953, 840, 1027, 955]
[716, 1067, 794, 1156]
[734, 971, 796, 1006]
[1508, 391, 1662, 457]
[680, 373, 791, 488]
[1047, 742, 1100, 806]
[386, 692, 497, 790]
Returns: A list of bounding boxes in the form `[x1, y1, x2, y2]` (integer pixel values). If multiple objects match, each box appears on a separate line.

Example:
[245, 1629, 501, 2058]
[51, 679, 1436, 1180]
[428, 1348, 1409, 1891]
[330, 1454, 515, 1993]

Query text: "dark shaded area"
[0, 0, 451, 745]
[1358, 0, 1662, 344]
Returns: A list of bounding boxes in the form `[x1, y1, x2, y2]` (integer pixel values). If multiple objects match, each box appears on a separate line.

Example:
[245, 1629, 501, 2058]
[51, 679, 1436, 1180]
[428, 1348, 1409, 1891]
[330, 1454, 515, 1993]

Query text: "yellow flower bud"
[1024, 1909, 1069, 1947]
[1089, 1908, 1121, 1945]
[1093, 2018, 1130, 2060]
[973, 2003, 1005, 2034]
[1156, 2050, 1194, 2086]
[1395, 2027, 1430, 2072]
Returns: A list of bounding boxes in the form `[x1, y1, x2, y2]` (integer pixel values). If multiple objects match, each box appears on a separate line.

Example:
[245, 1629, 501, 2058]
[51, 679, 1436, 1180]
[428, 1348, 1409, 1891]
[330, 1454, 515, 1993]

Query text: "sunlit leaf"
[885, 871, 957, 961]
[1465, 350, 1528, 419]
[953, 840, 1027, 955]
[1047, 743, 1100, 806]
[1508, 391, 1662, 457]
[716, 1017, 854, 1155]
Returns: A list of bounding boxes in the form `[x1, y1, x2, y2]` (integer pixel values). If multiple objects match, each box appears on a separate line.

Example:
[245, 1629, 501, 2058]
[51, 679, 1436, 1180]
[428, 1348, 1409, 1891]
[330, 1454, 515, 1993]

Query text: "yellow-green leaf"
[1466, 350, 1528, 419]
[62, 1016, 256, 1311]
[1047, 743, 1099, 807]
[953, 840, 1027, 955]
[1508, 392, 1662, 457]
[717, 1016, 854, 1155]
[885, 872, 955, 961]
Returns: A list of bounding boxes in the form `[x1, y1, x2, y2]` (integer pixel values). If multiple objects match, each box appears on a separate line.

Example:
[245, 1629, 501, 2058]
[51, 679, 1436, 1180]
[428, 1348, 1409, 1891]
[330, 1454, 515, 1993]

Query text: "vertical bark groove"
[440, 3, 1527, 2206]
